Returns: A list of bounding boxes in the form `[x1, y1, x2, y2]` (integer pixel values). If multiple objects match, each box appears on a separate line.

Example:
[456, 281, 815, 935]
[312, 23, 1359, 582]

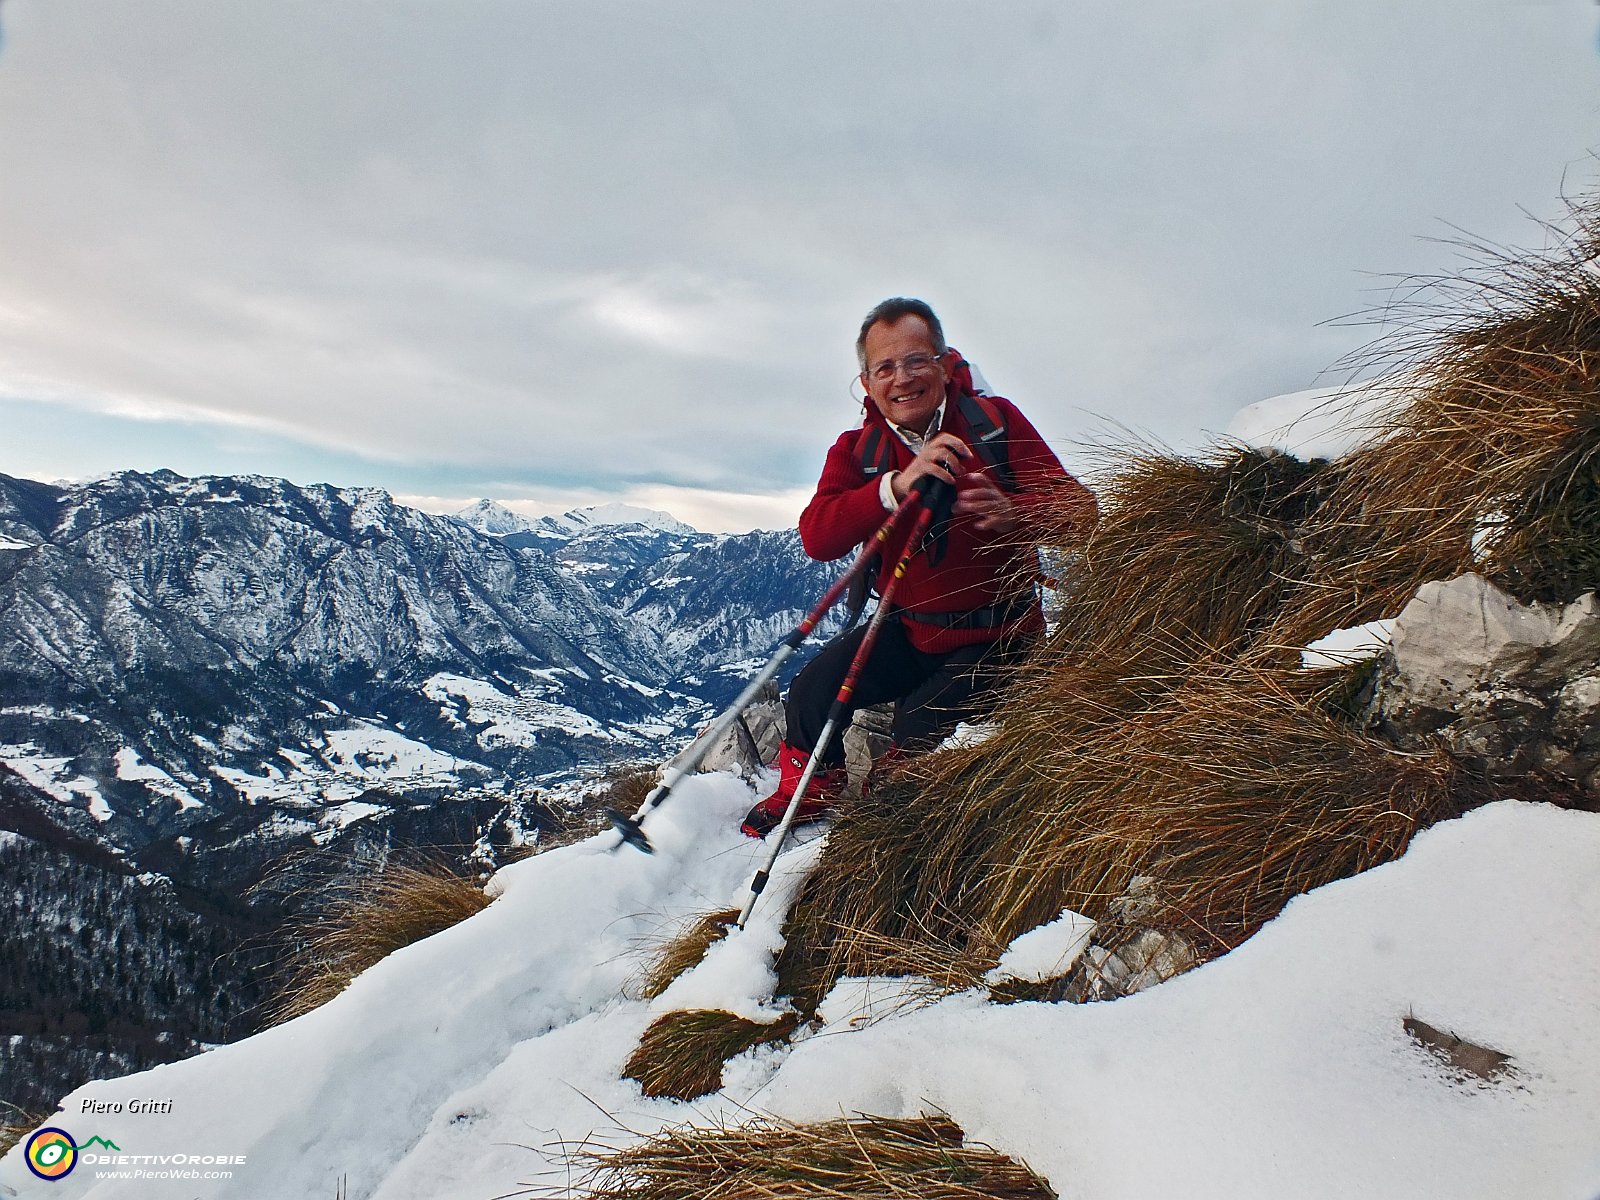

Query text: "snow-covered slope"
[450, 498, 540, 539]
[2, 784, 1594, 1200]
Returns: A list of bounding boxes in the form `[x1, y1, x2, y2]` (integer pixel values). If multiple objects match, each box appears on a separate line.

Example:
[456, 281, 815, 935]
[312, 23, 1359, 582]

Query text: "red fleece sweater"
[798, 391, 1095, 653]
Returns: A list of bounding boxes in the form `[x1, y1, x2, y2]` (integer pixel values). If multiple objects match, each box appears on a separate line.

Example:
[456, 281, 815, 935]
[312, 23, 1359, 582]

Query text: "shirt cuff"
[878, 471, 899, 510]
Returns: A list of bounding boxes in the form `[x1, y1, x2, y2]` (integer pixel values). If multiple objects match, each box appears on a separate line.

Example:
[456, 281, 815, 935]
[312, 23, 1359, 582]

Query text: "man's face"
[861, 314, 949, 433]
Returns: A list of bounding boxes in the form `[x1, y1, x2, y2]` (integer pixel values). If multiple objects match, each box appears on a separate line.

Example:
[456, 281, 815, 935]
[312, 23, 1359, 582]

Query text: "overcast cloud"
[1, 1, 1597, 530]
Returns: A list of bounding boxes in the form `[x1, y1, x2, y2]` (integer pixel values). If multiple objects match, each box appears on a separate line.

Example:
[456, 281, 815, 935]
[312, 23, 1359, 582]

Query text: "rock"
[695, 681, 784, 779]
[1062, 928, 1199, 1001]
[1370, 573, 1600, 798]
[693, 690, 890, 798]
[1403, 1016, 1514, 1082]
[1386, 573, 1600, 693]
[1002, 876, 1200, 1004]
[843, 704, 895, 797]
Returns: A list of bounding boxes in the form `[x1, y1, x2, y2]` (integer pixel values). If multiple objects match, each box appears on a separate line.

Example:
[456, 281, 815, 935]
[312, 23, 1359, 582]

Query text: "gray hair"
[855, 297, 947, 370]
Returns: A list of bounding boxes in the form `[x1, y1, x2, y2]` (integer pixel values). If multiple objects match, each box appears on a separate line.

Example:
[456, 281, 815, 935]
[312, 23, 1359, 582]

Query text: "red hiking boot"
[740, 741, 847, 839]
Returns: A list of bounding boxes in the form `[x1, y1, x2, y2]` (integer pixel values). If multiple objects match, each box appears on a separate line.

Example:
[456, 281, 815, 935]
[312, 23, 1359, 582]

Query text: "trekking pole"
[605, 483, 932, 854]
[735, 477, 952, 928]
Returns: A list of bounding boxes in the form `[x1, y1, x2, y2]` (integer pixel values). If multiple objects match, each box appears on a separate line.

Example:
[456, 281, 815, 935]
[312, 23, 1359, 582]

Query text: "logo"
[22, 1131, 122, 1182]
[24, 1129, 77, 1181]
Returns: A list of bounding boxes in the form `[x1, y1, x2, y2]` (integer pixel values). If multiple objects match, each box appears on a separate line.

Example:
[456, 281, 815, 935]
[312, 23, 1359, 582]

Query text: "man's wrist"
[879, 471, 900, 510]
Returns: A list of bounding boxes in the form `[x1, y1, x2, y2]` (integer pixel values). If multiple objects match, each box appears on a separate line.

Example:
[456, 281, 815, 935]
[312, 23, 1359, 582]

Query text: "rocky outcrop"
[988, 878, 1201, 1005]
[1366, 573, 1600, 799]
[694, 684, 892, 800]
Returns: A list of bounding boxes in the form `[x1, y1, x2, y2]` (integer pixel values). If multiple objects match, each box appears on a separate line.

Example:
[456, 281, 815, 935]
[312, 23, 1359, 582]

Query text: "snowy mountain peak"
[455, 499, 699, 541]
[453, 498, 537, 537]
[537, 502, 699, 537]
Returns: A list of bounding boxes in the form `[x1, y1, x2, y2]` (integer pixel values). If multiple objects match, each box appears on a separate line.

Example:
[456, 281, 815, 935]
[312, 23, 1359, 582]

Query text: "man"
[740, 297, 1097, 838]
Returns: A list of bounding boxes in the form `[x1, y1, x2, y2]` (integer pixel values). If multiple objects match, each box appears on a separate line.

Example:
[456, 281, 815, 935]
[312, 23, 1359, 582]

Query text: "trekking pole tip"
[605, 807, 654, 854]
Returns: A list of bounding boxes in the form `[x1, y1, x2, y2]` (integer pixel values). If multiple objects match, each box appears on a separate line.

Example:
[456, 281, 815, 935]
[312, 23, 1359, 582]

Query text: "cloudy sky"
[1, 2, 1597, 531]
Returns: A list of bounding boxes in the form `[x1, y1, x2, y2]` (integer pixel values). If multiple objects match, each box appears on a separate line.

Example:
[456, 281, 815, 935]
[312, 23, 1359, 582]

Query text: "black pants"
[785, 619, 1034, 766]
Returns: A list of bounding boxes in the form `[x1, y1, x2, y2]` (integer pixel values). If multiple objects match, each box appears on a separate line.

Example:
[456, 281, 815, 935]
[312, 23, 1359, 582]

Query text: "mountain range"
[0, 468, 839, 1108]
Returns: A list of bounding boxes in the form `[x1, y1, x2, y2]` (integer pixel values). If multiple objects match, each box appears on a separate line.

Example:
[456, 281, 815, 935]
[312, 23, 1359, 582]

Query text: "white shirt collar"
[888, 403, 944, 450]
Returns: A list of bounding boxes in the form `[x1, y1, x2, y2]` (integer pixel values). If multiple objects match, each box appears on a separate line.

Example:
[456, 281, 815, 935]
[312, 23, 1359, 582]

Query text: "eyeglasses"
[865, 352, 942, 383]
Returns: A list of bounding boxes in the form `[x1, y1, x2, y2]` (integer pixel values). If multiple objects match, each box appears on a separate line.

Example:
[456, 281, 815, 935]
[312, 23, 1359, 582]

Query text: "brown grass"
[1262, 193, 1600, 639]
[266, 857, 494, 1025]
[1006, 447, 1342, 718]
[777, 666, 1474, 1009]
[596, 765, 660, 815]
[0, 1103, 46, 1159]
[637, 909, 740, 1000]
[623, 1010, 800, 1101]
[564, 1113, 1057, 1200]
[986, 668, 1468, 947]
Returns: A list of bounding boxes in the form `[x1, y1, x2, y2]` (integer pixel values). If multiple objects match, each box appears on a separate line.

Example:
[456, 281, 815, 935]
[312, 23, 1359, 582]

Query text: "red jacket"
[798, 388, 1094, 653]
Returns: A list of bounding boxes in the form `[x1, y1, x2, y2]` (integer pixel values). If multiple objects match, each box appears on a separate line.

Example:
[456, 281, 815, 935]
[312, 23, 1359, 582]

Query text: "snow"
[312, 801, 392, 843]
[212, 722, 484, 805]
[0, 535, 33, 551]
[113, 748, 204, 811]
[451, 498, 535, 538]
[815, 975, 942, 1030]
[542, 502, 698, 536]
[603, 673, 664, 698]
[3, 790, 1595, 1200]
[942, 720, 999, 749]
[986, 907, 1097, 984]
[0, 705, 90, 723]
[455, 497, 699, 540]
[422, 672, 609, 748]
[0, 743, 113, 821]
[1225, 380, 1403, 461]
[648, 834, 826, 1024]
[323, 723, 472, 777]
[761, 802, 1600, 1200]
[1471, 504, 1513, 562]
[1301, 619, 1396, 669]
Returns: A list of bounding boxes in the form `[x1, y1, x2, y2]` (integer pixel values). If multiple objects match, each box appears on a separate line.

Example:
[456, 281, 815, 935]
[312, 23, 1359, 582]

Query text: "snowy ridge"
[2, 789, 1594, 1199]
[450, 499, 539, 538]
[531, 501, 698, 538]
[453, 499, 699, 541]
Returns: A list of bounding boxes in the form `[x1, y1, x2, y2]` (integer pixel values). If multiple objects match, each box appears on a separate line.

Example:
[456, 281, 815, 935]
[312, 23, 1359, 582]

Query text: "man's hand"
[952, 472, 1019, 535]
[891, 433, 972, 502]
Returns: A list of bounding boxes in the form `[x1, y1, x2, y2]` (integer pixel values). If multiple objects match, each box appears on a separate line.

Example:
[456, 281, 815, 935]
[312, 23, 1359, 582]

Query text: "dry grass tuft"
[1045, 446, 1340, 685]
[566, 1112, 1057, 1200]
[1265, 193, 1600, 637]
[637, 909, 740, 1000]
[779, 666, 1476, 1009]
[267, 857, 493, 1025]
[623, 1009, 799, 1102]
[977, 668, 1470, 948]
[596, 764, 660, 815]
[0, 1103, 47, 1159]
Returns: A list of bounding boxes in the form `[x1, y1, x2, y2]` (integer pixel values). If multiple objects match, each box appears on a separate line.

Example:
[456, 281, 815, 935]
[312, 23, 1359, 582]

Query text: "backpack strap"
[953, 391, 1016, 493]
[855, 423, 896, 480]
